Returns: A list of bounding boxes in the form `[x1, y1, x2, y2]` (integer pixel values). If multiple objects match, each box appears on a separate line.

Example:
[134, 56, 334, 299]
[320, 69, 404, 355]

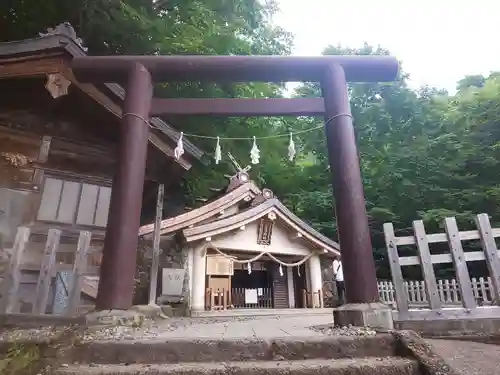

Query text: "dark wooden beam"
[150, 98, 325, 117]
[322, 64, 379, 304]
[96, 63, 152, 310]
[72, 55, 399, 83]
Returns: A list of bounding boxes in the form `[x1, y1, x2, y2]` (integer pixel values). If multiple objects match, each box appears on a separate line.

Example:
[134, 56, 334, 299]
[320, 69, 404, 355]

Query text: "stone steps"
[69, 335, 398, 364]
[55, 357, 421, 375]
[53, 333, 430, 375]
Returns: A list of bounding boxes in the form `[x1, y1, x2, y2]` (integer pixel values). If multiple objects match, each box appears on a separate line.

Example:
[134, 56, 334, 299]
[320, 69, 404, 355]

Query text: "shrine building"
[139, 170, 340, 314]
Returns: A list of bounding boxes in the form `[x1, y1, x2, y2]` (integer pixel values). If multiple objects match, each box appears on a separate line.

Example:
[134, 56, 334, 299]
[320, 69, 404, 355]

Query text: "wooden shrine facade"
[139, 171, 340, 312]
[0, 24, 204, 313]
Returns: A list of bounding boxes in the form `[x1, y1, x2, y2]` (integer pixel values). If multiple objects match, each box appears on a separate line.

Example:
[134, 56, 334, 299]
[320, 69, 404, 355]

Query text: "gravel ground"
[426, 339, 500, 375]
[310, 324, 377, 336]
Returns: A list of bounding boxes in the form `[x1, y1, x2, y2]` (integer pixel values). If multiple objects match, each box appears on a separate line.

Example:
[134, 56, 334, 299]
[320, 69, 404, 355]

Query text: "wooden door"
[293, 264, 307, 308]
[271, 263, 289, 308]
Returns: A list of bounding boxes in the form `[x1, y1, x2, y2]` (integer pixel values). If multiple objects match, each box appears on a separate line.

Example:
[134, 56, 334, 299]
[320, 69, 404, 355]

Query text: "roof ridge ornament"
[251, 188, 274, 207]
[39, 22, 88, 52]
[227, 152, 251, 183]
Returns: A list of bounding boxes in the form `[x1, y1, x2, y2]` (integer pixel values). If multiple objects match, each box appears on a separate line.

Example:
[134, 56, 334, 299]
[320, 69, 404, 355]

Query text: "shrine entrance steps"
[0, 315, 453, 375]
[56, 334, 422, 375]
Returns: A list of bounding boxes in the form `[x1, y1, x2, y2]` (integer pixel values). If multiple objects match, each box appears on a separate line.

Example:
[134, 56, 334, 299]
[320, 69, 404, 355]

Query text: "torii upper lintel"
[72, 54, 398, 83]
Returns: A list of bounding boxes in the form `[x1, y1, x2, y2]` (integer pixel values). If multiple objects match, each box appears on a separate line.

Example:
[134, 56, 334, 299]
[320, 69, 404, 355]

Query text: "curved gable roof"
[139, 181, 261, 236]
[183, 198, 340, 255]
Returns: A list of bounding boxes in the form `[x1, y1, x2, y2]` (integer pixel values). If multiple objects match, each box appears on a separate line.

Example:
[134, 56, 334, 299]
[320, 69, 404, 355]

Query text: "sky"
[274, 0, 500, 93]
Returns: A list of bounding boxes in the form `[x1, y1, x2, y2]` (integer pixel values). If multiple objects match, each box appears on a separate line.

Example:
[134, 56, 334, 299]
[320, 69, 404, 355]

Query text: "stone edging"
[390, 330, 461, 375]
[422, 333, 500, 345]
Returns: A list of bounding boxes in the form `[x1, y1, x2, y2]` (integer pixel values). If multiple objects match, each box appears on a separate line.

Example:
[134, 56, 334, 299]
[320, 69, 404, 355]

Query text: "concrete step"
[71, 334, 399, 365]
[190, 308, 333, 318]
[55, 357, 421, 375]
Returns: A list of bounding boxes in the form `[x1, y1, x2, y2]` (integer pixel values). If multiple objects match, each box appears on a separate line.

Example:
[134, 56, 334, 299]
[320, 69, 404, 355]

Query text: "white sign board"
[245, 289, 258, 304]
[161, 268, 185, 296]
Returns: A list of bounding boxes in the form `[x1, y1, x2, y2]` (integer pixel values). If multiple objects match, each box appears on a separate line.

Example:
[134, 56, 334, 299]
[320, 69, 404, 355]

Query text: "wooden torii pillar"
[72, 55, 399, 318]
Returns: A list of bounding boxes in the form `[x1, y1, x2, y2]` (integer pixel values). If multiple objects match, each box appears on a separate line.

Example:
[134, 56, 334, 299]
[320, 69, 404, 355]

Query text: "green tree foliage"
[0, 0, 294, 196]
[3, 1, 500, 279]
[281, 45, 500, 278]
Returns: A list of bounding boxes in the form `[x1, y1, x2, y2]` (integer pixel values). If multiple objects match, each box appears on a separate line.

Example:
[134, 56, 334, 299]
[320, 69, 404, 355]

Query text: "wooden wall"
[0, 70, 187, 312]
[0, 76, 117, 312]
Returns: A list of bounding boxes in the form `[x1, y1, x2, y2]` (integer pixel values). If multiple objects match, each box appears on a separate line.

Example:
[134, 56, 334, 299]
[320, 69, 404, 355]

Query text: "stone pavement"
[75, 313, 337, 342]
[426, 339, 500, 375]
[155, 314, 334, 339]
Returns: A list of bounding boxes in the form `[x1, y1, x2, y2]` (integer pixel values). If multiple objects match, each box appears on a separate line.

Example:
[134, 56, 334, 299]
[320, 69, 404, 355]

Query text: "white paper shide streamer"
[288, 132, 296, 161]
[214, 136, 222, 164]
[174, 132, 185, 160]
[247, 262, 252, 274]
[250, 136, 260, 164]
[279, 264, 284, 276]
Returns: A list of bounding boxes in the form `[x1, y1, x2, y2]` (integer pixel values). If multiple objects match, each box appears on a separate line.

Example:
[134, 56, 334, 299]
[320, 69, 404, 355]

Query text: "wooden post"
[0, 227, 30, 313]
[67, 231, 91, 316]
[32, 136, 52, 187]
[383, 222, 409, 315]
[444, 217, 475, 309]
[148, 183, 164, 306]
[475, 213, 500, 304]
[413, 220, 441, 310]
[96, 63, 153, 310]
[33, 229, 61, 314]
[321, 64, 379, 304]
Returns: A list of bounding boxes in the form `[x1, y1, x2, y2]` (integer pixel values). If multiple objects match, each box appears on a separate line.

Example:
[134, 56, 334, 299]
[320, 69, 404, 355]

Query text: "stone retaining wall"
[395, 317, 500, 337]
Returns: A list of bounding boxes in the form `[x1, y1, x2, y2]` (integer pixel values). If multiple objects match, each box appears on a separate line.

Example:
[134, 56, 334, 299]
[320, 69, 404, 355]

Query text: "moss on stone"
[0, 343, 42, 374]
[0, 325, 83, 375]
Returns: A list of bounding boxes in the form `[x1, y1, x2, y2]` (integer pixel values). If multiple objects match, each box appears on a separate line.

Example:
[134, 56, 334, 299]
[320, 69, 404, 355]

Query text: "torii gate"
[72, 55, 398, 320]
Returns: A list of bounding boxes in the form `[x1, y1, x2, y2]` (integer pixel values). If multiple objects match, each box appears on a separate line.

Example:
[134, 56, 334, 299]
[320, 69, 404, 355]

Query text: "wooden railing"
[384, 213, 500, 322]
[378, 277, 494, 307]
[204, 288, 325, 310]
[205, 288, 273, 310]
[205, 288, 229, 310]
[231, 287, 272, 309]
[0, 227, 98, 315]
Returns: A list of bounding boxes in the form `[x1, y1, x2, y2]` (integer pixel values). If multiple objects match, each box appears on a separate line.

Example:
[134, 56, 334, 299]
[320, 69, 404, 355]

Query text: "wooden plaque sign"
[206, 255, 234, 276]
[257, 218, 274, 245]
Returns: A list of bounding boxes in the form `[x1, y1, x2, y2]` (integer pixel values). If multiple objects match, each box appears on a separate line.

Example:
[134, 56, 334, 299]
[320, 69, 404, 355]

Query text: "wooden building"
[0, 24, 204, 313]
[139, 170, 340, 315]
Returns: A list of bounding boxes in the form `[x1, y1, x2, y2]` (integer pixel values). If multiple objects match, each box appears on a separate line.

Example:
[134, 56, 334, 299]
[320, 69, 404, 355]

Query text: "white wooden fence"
[0, 227, 98, 316]
[378, 277, 494, 307]
[384, 213, 500, 322]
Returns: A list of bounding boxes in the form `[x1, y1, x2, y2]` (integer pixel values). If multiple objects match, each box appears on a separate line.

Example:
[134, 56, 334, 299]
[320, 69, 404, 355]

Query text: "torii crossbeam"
[71, 55, 399, 311]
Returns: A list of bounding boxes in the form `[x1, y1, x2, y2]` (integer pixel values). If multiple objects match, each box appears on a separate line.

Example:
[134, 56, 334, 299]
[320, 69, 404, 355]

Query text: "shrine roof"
[138, 180, 262, 237]
[183, 196, 340, 256]
[139, 165, 340, 256]
[0, 24, 205, 164]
